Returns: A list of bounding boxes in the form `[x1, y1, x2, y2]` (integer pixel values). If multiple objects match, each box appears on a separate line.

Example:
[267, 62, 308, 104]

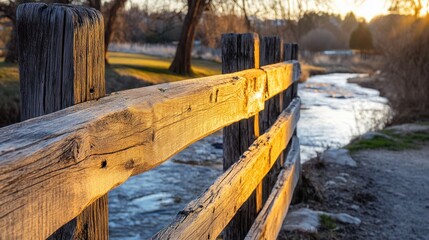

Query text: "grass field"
[0, 60, 20, 127]
[0, 52, 221, 127]
[107, 52, 221, 84]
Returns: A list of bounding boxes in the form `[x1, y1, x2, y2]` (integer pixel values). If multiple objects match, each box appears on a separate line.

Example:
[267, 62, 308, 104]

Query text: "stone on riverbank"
[283, 208, 361, 233]
[361, 131, 395, 141]
[386, 123, 429, 134]
[321, 149, 357, 167]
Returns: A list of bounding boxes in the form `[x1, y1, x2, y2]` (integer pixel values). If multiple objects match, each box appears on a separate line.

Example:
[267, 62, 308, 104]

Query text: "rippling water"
[298, 73, 391, 160]
[109, 73, 391, 239]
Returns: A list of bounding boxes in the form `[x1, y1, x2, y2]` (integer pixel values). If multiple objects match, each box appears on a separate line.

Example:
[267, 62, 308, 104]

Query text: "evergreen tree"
[349, 22, 374, 51]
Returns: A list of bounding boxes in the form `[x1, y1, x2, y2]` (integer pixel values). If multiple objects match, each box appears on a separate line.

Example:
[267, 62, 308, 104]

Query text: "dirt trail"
[280, 141, 429, 239]
[352, 146, 429, 239]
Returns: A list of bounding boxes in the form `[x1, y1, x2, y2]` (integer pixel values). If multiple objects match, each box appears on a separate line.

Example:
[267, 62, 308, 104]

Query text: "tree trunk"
[104, 0, 126, 64]
[169, 0, 208, 75]
[241, 0, 252, 31]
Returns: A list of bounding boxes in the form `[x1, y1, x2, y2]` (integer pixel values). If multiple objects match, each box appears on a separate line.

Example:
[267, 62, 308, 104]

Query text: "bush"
[381, 16, 429, 122]
[300, 28, 342, 52]
[349, 22, 373, 51]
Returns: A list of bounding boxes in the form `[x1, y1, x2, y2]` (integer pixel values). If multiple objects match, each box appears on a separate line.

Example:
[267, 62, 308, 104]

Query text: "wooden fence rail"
[0, 3, 301, 240]
[154, 99, 300, 240]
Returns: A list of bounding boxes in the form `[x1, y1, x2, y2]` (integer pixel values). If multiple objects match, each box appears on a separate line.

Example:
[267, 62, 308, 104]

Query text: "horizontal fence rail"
[0, 61, 299, 239]
[154, 98, 300, 240]
[245, 136, 301, 239]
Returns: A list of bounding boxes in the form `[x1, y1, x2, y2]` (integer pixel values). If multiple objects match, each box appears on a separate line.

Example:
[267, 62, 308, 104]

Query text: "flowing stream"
[108, 73, 391, 239]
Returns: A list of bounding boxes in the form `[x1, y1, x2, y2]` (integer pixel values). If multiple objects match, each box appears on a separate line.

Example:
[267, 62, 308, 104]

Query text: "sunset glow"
[332, 0, 429, 21]
[333, 0, 389, 21]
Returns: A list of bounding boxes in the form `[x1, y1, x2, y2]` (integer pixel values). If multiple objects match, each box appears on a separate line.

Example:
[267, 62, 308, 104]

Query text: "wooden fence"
[0, 3, 301, 240]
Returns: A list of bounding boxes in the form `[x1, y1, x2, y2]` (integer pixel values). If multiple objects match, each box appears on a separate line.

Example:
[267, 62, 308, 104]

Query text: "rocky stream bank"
[279, 123, 429, 240]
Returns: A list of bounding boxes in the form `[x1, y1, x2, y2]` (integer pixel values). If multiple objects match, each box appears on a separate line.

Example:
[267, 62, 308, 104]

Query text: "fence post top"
[17, 2, 103, 21]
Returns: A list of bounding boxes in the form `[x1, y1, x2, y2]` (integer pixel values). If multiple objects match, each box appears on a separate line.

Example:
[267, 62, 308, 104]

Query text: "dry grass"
[300, 64, 327, 82]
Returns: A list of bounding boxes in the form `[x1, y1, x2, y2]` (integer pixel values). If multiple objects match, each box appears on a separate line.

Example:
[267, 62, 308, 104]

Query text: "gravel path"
[352, 146, 429, 239]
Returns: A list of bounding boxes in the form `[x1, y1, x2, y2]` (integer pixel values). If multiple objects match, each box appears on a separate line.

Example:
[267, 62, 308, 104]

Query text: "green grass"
[107, 52, 221, 84]
[319, 214, 337, 231]
[346, 130, 429, 152]
[0, 60, 19, 102]
[0, 60, 20, 127]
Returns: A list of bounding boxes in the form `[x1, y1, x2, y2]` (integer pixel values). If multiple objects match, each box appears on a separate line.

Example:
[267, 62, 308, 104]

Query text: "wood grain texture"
[245, 136, 301, 240]
[259, 36, 284, 204]
[18, 3, 105, 120]
[153, 98, 300, 240]
[284, 43, 299, 98]
[16, 3, 107, 239]
[0, 61, 298, 240]
[222, 33, 260, 240]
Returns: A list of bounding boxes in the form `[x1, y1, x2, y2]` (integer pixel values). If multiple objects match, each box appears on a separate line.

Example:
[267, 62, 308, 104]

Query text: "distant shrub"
[300, 28, 342, 52]
[349, 22, 374, 51]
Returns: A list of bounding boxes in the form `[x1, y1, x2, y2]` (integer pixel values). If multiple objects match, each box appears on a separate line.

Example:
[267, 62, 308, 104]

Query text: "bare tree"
[169, 0, 211, 75]
[232, 0, 252, 31]
[389, 0, 423, 17]
[103, 0, 126, 64]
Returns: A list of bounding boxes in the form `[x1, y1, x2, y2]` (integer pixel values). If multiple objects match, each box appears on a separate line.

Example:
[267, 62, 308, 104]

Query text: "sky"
[130, 0, 429, 22]
[332, 0, 390, 21]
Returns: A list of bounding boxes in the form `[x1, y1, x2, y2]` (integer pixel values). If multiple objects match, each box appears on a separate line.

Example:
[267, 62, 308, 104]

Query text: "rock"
[283, 208, 320, 233]
[211, 142, 223, 149]
[321, 149, 357, 167]
[324, 180, 337, 188]
[386, 123, 429, 134]
[339, 172, 350, 178]
[283, 208, 361, 233]
[350, 204, 360, 211]
[361, 131, 395, 141]
[334, 176, 348, 183]
[330, 213, 361, 225]
[327, 94, 352, 99]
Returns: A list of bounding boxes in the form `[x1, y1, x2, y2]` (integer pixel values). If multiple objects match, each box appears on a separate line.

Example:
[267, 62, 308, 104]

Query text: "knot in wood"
[125, 159, 135, 169]
[61, 138, 81, 163]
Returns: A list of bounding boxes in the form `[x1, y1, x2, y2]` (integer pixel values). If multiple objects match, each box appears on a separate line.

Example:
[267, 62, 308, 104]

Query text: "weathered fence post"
[284, 43, 299, 98]
[18, 3, 108, 239]
[222, 33, 260, 240]
[284, 43, 302, 204]
[259, 36, 284, 203]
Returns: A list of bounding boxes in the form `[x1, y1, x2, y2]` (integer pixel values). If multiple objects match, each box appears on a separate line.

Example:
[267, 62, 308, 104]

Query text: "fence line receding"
[0, 3, 301, 240]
